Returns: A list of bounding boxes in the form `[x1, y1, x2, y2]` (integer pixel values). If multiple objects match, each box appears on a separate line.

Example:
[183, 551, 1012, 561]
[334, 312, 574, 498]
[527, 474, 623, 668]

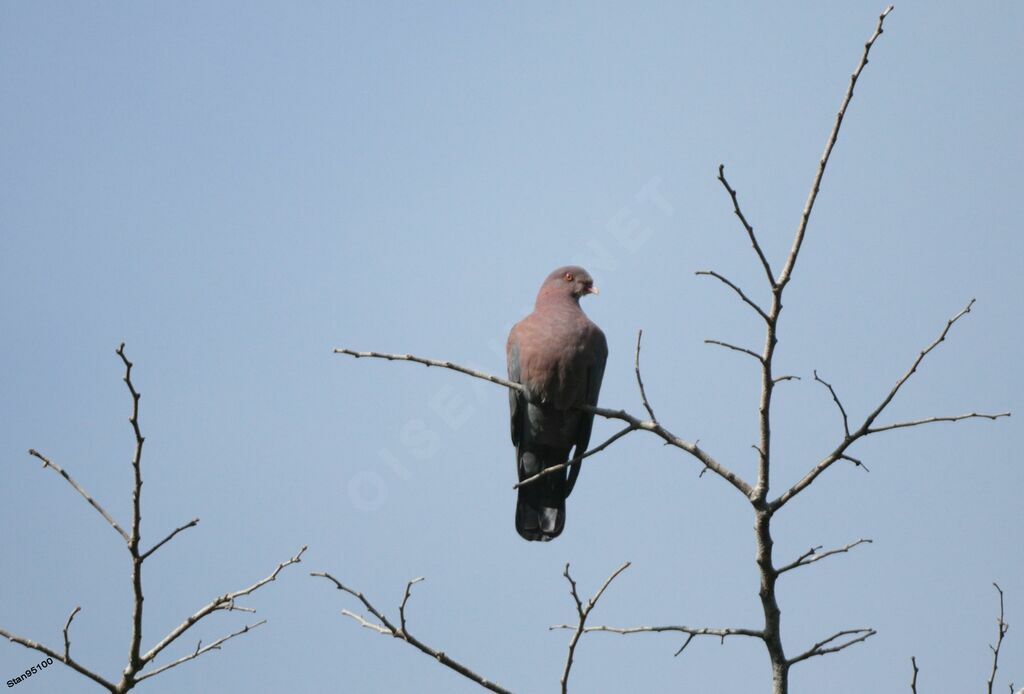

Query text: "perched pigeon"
[506, 266, 607, 541]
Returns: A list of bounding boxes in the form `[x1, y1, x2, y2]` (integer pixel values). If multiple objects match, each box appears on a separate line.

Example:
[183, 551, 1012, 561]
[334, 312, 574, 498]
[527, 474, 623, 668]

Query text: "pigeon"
[506, 266, 607, 541]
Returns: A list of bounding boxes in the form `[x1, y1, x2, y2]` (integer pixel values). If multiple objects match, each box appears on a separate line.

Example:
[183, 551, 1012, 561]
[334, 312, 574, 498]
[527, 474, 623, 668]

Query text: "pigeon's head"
[538, 266, 599, 303]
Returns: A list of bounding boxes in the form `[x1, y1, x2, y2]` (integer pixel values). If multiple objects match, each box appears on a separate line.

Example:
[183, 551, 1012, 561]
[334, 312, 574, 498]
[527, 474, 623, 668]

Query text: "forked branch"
[312, 572, 512, 694]
[773, 300, 1010, 511]
[787, 628, 876, 665]
[556, 562, 631, 694]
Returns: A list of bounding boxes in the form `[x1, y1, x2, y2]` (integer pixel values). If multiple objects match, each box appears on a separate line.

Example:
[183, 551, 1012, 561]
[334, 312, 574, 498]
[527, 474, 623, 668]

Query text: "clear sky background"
[1, 2, 1021, 692]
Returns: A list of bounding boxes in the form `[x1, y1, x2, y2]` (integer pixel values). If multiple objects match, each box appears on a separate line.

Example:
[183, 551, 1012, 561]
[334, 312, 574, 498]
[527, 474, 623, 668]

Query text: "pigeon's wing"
[506, 327, 523, 446]
[566, 327, 607, 497]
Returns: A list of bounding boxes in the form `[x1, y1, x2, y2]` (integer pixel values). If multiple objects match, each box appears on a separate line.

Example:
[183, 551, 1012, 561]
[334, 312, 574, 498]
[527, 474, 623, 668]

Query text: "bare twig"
[140, 518, 200, 561]
[552, 622, 764, 657]
[787, 628, 876, 665]
[335, 349, 754, 498]
[696, 270, 770, 323]
[558, 562, 631, 694]
[867, 412, 1010, 434]
[63, 607, 81, 661]
[988, 582, 1009, 694]
[813, 370, 850, 437]
[634, 330, 658, 422]
[399, 577, 425, 634]
[135, 620, 267, 683]
[705, 339, 765, 363]
[313, 572, 512, 694]
[911, 656, 919, 693]
[514, 424, 635, 490]
[776, 6, 893, 291]
[26, 449, 129, 543]
[773, 375, 801, 384]
[777, 539, 872, 574]
[717, 165, 775, 287]
[116, 343, 148, 673]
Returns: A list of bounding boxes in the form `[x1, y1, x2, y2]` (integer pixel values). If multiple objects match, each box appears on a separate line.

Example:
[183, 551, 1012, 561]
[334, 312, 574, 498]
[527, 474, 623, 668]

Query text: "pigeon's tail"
[515, 444, 570, 541]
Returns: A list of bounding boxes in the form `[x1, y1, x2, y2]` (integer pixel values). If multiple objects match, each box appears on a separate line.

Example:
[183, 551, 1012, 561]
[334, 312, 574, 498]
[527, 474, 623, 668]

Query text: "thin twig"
[313, 572, 512, 694]
[868, 412, 1010, 434]
[117, 343, 147, 673]
[777, 539, 872, 574]
[559, 562, 631, 694]
[696, 270, 770, 323]
[63, 607, 81, 661]
[399, 577, 425, 635]
[717, 165, 775, 287]
[551, 623, 764, 657]
[514, 424, 635, 490]
[813, 370, 850, 437]
[634, 330, 658, 422]
[988, 582, 1008, 694]
[773, 375, 801, 384]
[140, 518, 200, 561]
[705, 339, 765, 363]
[26, 449, 129, 543]
[787, 628, 876, 665]
[135, 620, 267, 683]
[776, 5, 894, 291]
[911, 656, 919, 693]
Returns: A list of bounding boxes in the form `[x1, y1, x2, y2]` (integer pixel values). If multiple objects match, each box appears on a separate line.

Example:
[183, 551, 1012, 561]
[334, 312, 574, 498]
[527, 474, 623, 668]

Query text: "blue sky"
[1, 2, 1021, 692]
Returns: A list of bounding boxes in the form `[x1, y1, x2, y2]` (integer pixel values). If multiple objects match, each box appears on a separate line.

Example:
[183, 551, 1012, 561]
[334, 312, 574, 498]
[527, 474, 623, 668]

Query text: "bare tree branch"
[135, 620, 267, 683]
[552, 622, 764, 657]
[62, 607, 81, 661]
[776, 6, 893, 291]
[867, 412, 1010, 434]
[634, 330, 658, 422]
[312, 572, 512, 694]
[717, 165, 775, 287]
[695, 270, 770, 323]
[988, 582, 1009, 694]
[813, 370, 850, 437]
[514, 424, 635, 490]
[777, 539, 872, 574]
[772, 299, 1009, 512]
[558, 562, 631, 694]
[0, 627, 117, 692]
[117, 342, 148, 673]
[704, 339, 765, 363]
[140, 518, 200, 561]
[787, 628, 876, 666]
[26, 449, 129, 543]
[399, 577, 425, 635]
[911, 656, 919, 693]
[334, 348, 754, 498]
[140, 546, 306, 667]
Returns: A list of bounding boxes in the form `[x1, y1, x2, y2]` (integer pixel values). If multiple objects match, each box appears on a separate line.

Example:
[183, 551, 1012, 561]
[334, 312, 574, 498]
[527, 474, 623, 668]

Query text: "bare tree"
[329, 6, 1010, 693]
[0, 344, 305, 692]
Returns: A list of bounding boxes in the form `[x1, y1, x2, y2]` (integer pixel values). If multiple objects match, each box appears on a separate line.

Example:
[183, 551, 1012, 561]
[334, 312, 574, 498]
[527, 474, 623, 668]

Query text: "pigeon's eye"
[564, 272, 574, 282]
